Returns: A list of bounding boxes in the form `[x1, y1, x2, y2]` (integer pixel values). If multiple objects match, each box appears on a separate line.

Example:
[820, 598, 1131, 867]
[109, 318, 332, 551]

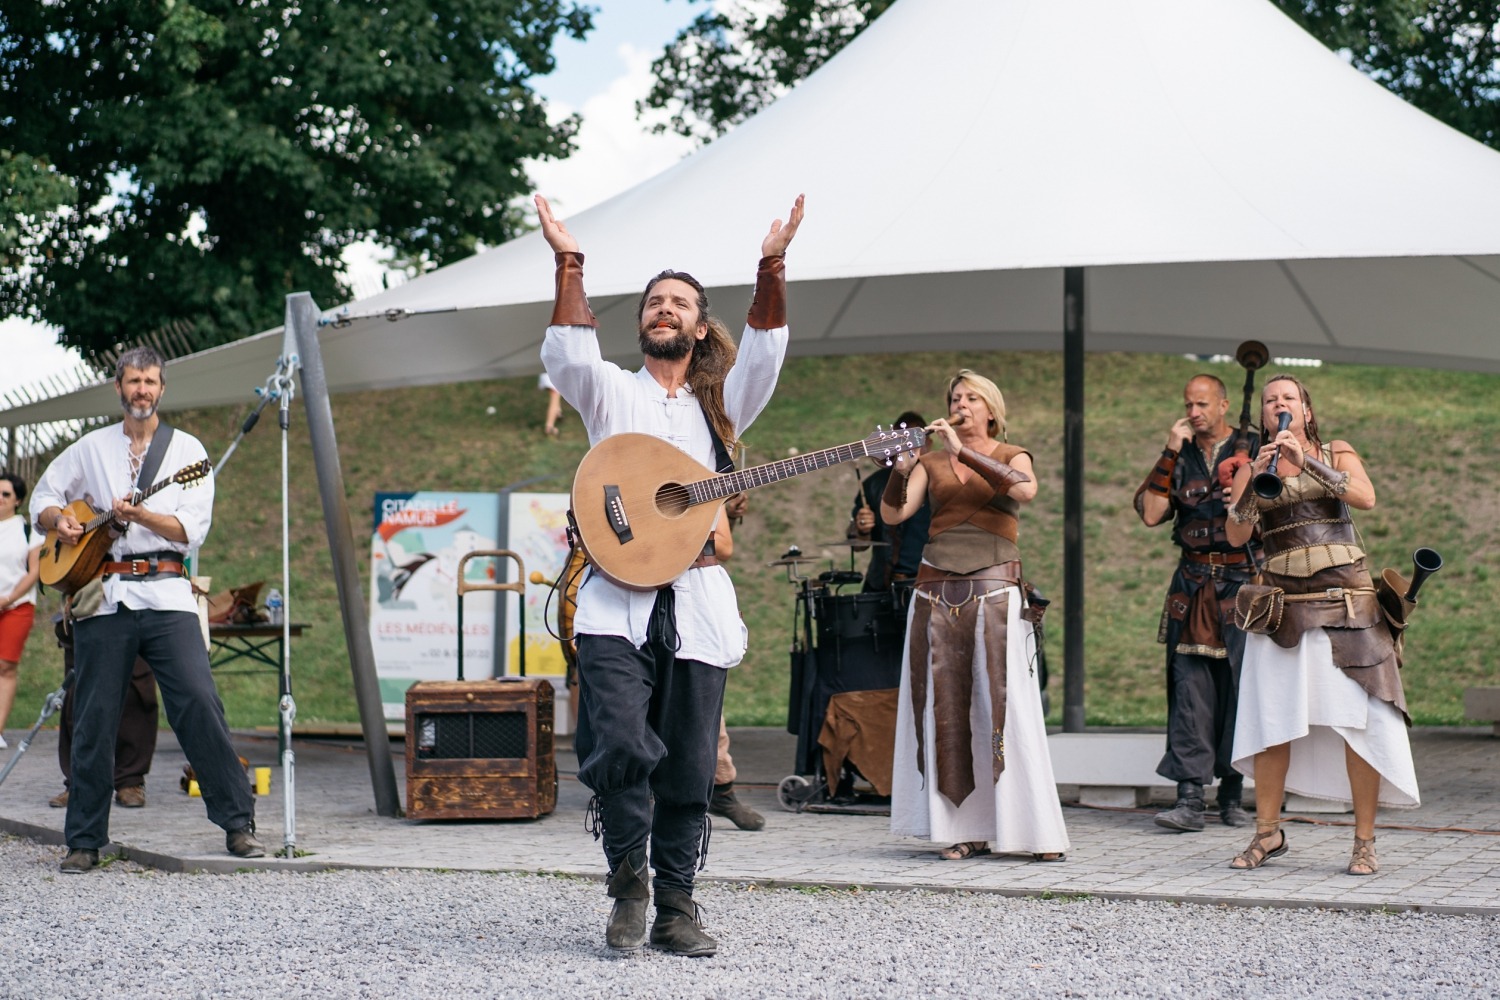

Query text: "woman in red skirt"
[0, 472, 43, 747]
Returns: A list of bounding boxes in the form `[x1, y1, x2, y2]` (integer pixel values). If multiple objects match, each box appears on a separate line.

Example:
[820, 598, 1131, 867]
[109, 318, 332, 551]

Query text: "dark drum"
[814, 592, 903, 643]
[812, 592, 905, 692]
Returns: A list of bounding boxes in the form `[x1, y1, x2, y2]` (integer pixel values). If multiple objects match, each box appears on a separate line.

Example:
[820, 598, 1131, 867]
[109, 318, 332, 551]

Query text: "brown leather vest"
[1260, 496, 1358, 555]
[920, 445, 1026, 575]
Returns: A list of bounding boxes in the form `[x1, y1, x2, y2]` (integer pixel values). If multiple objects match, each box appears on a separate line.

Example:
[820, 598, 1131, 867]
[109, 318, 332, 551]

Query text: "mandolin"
[38, 460, 213, 595]
[572, 426, 924, 590]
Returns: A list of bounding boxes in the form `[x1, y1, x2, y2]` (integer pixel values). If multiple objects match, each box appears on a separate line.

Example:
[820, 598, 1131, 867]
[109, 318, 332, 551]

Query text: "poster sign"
[500, 492, 573, 678]
[370, 491, 501, 720]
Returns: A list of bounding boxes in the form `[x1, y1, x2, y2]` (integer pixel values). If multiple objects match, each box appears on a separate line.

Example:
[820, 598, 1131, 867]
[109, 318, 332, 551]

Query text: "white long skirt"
[1232, 629, 1419, 808]
[890, 584, 1071, 854]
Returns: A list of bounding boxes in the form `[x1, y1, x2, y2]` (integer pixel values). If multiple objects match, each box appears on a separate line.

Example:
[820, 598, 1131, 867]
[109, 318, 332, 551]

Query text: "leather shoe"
[48, 789, 69, 808]
[650, 887, 718, 957]
[115, 785, 147, 808]
[1219, 802, 1251, 827]
[226, 826, 266, 859]
[708, 783, 766, 831]
[605, 846, 651, 951]
[59, 848, 99, 874]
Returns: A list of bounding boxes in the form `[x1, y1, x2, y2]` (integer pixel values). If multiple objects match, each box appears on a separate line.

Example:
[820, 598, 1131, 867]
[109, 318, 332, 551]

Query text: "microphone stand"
[0, 671, 72, 791]
[269, 326, 301, 858]
[214, 335, 301, 855]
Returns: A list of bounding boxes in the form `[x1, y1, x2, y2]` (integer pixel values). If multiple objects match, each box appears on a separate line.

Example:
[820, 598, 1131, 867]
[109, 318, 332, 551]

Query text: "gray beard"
[122, 398, 158, 420]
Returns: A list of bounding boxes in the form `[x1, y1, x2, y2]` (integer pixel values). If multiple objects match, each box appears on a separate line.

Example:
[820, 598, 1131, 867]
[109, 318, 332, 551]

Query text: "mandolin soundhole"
[655, 483, 690, 517]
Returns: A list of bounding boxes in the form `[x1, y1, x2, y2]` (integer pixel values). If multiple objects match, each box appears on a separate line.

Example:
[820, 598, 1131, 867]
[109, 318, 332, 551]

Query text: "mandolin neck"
[81, 477, 172, 533]
[686, 439, 876, 506]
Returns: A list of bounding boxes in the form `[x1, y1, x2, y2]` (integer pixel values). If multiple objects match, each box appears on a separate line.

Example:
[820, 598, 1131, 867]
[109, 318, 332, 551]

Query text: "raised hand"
[762, 194, 806, 257]
[1166, 417, 1193, 451]
[534, 194, 579, 254]
[926, 417, 963, 454]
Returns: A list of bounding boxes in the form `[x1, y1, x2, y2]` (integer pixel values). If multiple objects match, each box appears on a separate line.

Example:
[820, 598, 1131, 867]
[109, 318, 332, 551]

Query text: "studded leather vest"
[1256, 447, 1363, 578]
[1171, 431, 1260, 557]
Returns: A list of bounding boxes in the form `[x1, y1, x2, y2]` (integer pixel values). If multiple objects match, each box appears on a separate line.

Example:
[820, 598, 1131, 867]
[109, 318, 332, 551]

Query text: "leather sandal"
[938, 841, 991, 860]
[1229, 826, 1288, 870]
[1347, 835, 1379, 876]
[1032, 852, 1065, 863]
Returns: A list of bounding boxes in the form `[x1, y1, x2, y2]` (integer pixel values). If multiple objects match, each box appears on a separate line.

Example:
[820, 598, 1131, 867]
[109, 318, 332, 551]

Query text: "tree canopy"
[642, 0, 1500, 150]
[0, 0, 593, 362]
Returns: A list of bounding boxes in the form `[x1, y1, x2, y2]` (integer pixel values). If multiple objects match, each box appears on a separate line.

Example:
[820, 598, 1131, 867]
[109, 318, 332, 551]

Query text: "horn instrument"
[1251, 411, 1293, 499]
[1404, 547, 1443, 603]
[1233, 340, 1269, 455]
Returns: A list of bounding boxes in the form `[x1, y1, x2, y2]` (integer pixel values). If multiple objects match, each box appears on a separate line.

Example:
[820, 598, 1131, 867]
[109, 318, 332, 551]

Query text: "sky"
[2, 0, 707, 400]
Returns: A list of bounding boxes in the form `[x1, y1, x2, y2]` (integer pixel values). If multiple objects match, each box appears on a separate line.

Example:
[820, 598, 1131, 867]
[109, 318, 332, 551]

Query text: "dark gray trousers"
[574, 623, 727, 896]
[66, 608, 254, 850]
[1157, 639, 1244, 785]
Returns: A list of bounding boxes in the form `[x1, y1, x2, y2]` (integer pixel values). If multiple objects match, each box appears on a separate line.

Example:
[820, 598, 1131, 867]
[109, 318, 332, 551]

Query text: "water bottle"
[266, 588, 284, 625]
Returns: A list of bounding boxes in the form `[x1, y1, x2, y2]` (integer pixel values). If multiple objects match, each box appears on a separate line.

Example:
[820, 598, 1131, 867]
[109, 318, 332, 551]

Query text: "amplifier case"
[404, 678, 557, 820]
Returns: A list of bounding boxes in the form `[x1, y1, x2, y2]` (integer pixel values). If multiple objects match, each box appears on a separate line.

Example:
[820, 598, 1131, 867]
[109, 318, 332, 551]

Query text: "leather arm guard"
[1300, 452, 1349, 496]
[746, 254, 787, 329]
[881, 465, 910, 511]
[1229, 486, 1260, 525]
[958, 447, 1031, 496]
[550, 251, 597, 328]
[1140, 448, 1177, 498]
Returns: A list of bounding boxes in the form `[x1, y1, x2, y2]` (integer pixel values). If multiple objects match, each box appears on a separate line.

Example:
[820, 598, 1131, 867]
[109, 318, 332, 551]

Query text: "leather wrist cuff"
[881, 465, 909, 510]
[1300, 453, 1349, 495]
[1143, 448, 1177, 496]
[958, 447, 1031, 495]
[551, 251, 597, 328]
[1229, 488, 1261, 525]
[746, 254, 787, 329]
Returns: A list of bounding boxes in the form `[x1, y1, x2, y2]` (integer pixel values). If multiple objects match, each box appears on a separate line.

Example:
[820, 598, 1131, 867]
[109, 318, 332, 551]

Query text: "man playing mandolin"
[31, 347, 263, 873]
[535, 191, 803, 957]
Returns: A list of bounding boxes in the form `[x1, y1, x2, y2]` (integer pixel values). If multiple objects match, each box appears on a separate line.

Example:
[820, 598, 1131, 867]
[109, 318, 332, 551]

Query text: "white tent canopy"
[6, 0, 1500, 429]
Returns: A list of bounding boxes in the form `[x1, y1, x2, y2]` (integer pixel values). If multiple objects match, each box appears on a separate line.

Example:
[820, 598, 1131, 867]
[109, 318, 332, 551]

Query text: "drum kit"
[769, 539, 909, 814]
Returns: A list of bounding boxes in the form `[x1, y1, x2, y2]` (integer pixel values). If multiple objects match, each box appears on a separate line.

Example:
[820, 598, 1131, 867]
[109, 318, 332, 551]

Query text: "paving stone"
[2, 725, 1498, 913]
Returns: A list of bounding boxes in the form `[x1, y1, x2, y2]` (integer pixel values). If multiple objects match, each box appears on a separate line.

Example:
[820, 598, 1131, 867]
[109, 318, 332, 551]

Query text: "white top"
[542, 321, 789, 668]
[0, 517, 42, 608]
[30, 422, 214, 617]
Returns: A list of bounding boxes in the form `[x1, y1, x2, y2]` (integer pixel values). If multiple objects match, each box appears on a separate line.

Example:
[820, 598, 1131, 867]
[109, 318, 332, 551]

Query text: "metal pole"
[273, 311, 300, 854]
[286, 293, 401, 817]
[1062, 267, 1087, 733]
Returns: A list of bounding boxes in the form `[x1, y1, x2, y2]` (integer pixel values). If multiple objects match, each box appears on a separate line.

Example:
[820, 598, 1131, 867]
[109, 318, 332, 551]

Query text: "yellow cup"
[254, 767, 272, 796]
[187, 779, 201, 797]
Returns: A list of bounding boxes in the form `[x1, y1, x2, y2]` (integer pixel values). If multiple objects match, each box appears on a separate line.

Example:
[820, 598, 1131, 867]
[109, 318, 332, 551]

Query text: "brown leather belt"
[689, 539, 719, 570]
[1183, 550, 1251, 566]
[914, 560, 1022, 587]
[102, 558, 188, 579]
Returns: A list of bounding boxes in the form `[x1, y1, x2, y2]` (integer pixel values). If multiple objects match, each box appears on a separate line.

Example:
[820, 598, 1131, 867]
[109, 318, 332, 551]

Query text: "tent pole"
[1062, 267, 1086, 733]
[287, 293, 402, 817]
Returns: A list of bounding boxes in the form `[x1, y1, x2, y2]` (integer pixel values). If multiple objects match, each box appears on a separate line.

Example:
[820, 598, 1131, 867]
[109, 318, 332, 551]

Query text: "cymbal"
[817, 539, 889, 548]
[766, 556, 819, 567]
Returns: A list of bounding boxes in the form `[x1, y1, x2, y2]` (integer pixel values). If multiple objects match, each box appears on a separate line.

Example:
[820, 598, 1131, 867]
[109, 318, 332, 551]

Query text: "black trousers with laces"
[574, 590, 728, 897]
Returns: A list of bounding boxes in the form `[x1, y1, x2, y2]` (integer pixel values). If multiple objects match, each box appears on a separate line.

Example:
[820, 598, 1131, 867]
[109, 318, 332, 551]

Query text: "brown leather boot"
[605, 847, 650, 952]
[650, 887, 718, 957]
[708, 783, 765, 831]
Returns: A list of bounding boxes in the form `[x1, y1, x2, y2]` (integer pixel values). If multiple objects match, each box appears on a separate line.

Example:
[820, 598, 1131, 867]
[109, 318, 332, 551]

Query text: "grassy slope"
[13, 351, 1498, 731]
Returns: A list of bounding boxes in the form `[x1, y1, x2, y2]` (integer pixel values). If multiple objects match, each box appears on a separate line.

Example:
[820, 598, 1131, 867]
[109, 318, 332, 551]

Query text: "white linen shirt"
[542, 321, 789, 668]
[30, 422, 213, 616]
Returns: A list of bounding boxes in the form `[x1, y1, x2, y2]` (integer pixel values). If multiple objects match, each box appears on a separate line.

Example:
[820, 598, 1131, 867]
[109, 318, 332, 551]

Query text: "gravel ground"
[3, 836, 1497, 1000]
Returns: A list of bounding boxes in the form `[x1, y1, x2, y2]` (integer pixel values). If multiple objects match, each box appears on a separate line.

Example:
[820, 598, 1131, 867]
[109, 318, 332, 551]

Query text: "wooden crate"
[404, 678, 557, 820]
